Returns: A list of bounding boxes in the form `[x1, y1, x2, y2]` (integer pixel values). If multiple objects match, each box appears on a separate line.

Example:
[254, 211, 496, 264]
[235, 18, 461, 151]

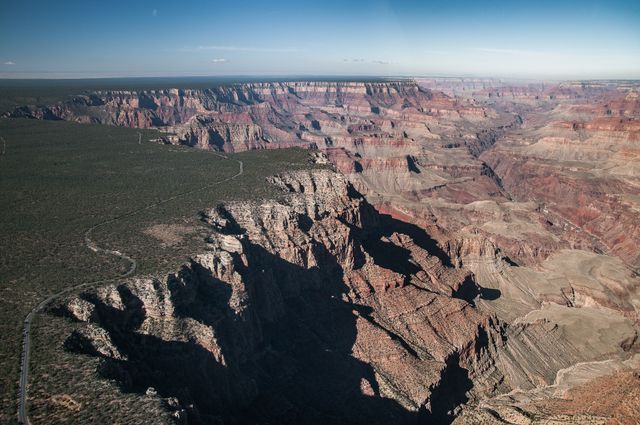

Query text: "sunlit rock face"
[62, 170, 488, 424]
[5, 81, 497, 152]
[62, 169, 639, 424]
[15, 79, 640, 423]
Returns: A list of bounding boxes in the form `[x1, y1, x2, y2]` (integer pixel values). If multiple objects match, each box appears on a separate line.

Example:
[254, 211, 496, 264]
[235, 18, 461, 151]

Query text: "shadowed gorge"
[66, 245, 424, 424]
[3, 77, 640, 425]
[58, 171, 488, 424]
[2, 0, 640, 421]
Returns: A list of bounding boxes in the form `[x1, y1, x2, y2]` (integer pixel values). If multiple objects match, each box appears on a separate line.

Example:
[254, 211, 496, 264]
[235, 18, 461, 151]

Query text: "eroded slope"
[57, 170, 639, 424]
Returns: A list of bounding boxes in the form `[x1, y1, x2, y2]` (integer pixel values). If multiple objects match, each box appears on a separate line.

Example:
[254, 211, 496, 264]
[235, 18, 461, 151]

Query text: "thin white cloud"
[184, 45, 301, 53]
[211, 58, 227, 63]
[343, 58, 390, 65]
[474, 47, 541, 56]
[152, 9, 157, 17]
[4, 61, 16, 65]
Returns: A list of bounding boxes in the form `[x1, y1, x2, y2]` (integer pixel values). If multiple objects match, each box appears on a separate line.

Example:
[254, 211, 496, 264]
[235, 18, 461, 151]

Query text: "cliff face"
[5, 81, 494, 153]
[60, 170, 639, 424]
[63, 170, 488, 424]
[481, 90, 640, 267]
[10, 79, 640, 423]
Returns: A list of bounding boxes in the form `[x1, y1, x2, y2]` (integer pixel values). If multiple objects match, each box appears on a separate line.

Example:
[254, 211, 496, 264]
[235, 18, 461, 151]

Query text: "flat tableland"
[0, 118, 320, 423]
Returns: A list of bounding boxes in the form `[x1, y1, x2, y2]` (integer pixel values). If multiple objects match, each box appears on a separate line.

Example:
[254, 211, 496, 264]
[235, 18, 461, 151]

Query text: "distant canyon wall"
[5, 81, 496, 152]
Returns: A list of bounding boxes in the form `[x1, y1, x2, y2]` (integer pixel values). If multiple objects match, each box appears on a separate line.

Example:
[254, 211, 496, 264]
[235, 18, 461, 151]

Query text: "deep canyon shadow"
[60, 186, 480, 424]
[65, 238, 431, 424]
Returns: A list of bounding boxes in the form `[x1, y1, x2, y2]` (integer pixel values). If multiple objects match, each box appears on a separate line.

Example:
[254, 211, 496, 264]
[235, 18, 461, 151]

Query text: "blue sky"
[1, 0, 639, 79]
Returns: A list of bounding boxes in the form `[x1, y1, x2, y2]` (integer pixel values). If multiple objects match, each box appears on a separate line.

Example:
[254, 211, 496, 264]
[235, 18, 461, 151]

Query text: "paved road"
[17, 134, 244, 424]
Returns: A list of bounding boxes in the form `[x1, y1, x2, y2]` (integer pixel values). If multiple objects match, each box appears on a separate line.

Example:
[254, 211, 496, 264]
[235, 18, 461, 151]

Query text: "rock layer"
[60, 169, 639, 424]
[12, 78, 640, 423]
[62, 170, 490, 423]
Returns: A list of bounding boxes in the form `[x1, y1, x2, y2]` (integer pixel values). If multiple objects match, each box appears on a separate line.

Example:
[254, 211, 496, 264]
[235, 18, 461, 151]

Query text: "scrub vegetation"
[0, 118, 320, 423]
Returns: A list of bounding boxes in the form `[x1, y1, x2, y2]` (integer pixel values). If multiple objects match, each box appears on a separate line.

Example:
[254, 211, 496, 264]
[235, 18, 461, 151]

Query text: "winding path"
[17, 134, 244, 425]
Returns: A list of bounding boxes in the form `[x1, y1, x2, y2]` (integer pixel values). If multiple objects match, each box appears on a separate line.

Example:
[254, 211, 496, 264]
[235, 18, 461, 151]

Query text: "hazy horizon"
[0, 74, 639, 83]
[1, 0, 639, 79]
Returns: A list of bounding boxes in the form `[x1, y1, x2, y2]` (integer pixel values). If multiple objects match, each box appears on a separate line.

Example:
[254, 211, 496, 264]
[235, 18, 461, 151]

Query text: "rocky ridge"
[60, 169, 639, 424]
[4, 81, 495, 152]
[9, 78, 640, 423]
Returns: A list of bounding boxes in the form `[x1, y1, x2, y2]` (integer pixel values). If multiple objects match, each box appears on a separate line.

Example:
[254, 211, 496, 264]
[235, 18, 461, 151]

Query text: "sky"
[1, 0, 639, 79]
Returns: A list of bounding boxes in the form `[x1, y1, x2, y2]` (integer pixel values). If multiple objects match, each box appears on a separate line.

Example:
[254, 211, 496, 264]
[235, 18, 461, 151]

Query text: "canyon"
[7, 79, 640, 424]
